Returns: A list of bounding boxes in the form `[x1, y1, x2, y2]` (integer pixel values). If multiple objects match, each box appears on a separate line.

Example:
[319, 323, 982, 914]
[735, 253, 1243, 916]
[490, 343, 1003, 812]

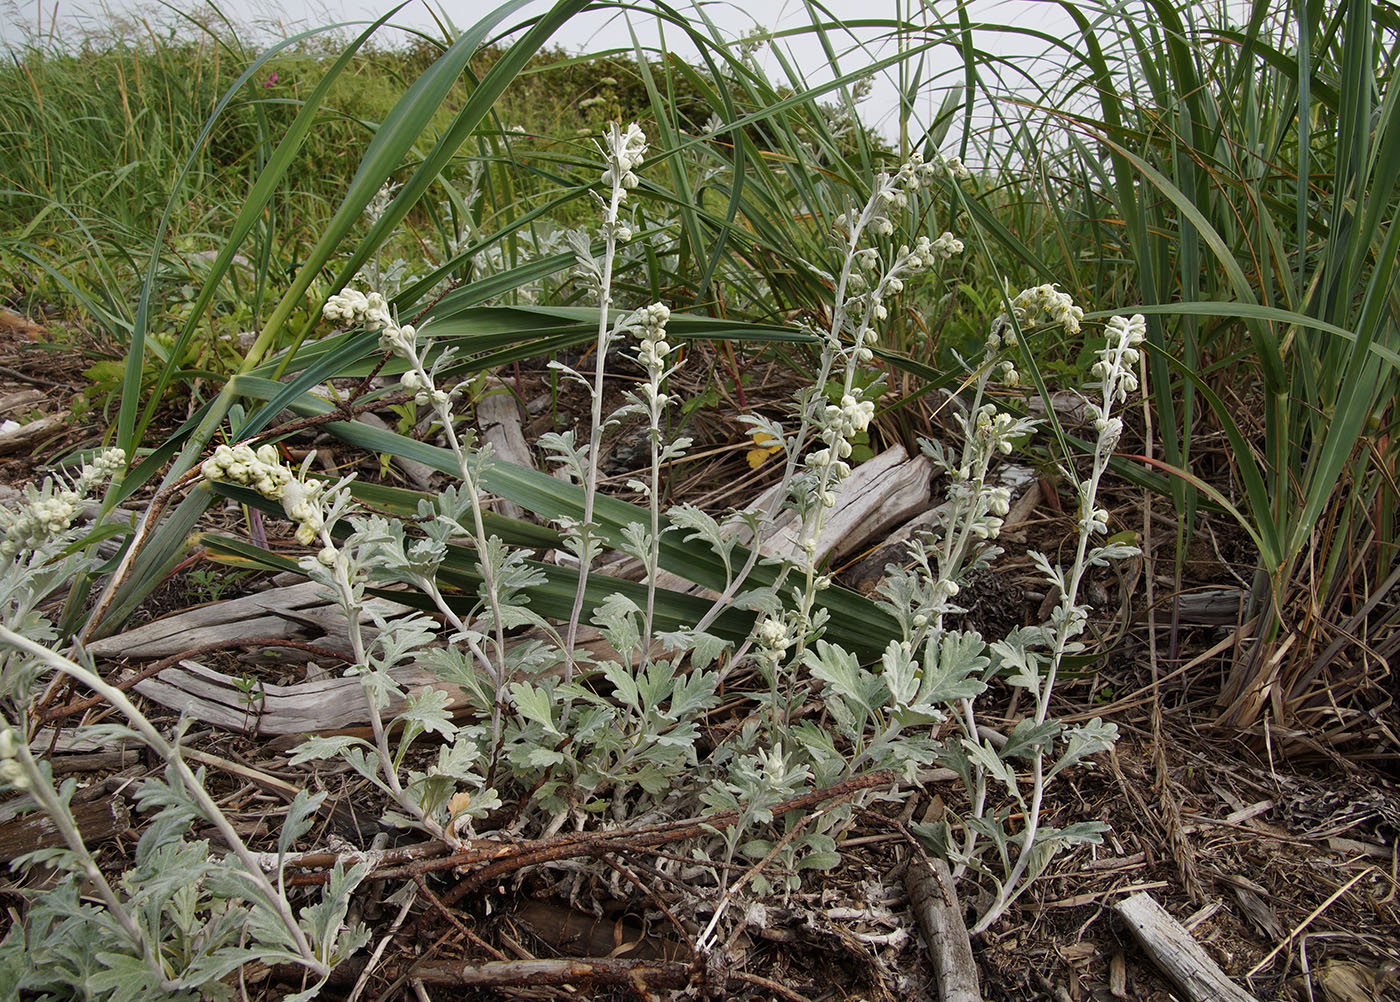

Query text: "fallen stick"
[1112, 891, 1258, 1002]
[278, 771, 897, 903]
[411, 957, 698, 990]
[905, 854, 983, 1002]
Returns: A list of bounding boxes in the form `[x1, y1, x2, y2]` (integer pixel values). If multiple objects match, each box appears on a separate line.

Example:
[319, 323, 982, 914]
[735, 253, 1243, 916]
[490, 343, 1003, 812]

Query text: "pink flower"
[264, 72, 279, 87]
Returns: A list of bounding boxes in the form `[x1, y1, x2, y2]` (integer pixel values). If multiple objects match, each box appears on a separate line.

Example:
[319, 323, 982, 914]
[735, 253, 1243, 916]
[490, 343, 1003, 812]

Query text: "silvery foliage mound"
[0, 453, 367, 1000]
[0, 124, 1142, 996]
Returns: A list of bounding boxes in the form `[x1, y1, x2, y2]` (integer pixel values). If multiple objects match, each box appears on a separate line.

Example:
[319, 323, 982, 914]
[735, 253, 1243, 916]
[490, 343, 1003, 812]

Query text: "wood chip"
[1109, 952, 1128, 998]
[0, 412, 68, 454]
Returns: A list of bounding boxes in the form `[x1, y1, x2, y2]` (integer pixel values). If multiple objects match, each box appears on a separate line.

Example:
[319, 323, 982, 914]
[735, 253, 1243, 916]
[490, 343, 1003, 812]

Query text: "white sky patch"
[4, 0, 1080, 147]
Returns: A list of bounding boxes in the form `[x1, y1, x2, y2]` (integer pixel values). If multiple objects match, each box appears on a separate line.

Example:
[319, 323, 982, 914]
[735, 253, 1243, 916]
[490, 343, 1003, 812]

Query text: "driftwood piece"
[0, 389, 46, 416]
[647, 444, 932, 596]
[764, 443, 933, 564]
[905, 855, 984, 1002]
[50, 749, 141, 775]
[845, 463, 1036, 594]
[1171, 588, 1247, 626]
[1113, 892, 1259, 1002]
[0, 412, 68, 455]
[0, 796, 130, 862]
[128, 627, 622, 736]
[133, 658, 463, 735]
[1024, 389, 1093, 426]
[478, 379, 536, 522]
[87, 582, 407, 661]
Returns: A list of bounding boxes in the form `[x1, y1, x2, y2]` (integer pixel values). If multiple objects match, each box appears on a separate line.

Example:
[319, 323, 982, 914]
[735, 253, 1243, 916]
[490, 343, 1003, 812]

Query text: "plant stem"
[14, 739, 176, 989]
[0, 626, 327, 975]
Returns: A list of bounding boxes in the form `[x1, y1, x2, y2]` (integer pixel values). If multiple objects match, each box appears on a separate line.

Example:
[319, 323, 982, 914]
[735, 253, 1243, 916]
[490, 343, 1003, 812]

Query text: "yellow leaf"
[746, 430, 783, 469]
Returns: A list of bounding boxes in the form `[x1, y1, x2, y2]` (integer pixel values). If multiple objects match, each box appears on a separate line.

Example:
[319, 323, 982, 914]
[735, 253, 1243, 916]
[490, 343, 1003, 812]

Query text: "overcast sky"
[4, 0, 1078, 143]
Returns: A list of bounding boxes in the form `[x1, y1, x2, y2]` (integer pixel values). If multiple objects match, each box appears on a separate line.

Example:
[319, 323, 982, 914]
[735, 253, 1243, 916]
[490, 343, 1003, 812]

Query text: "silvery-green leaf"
[278, 789, 326, 860]
[659, 437, 692, 462]
[526, 746, 566, 769]
[803, 640, 878, 717]
[288, 735, 373, 766]
[918, 629, 989, 705]
[597, 659, 640, 710]
[418, 647, 493, 709]
[593, 592, 641, 658]
[667, 668, 718, 720]
[962, 738, 1018, 795]
[909, 818, 954, 856]
[1045, 718, 1118, 780]
[1000, 718, 1062, 761]
[507, 682, 561, 735]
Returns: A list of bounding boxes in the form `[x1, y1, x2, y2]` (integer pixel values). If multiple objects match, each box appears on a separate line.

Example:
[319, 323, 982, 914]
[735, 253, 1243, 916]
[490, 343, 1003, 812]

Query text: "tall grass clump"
[930, 0, 1400, 737]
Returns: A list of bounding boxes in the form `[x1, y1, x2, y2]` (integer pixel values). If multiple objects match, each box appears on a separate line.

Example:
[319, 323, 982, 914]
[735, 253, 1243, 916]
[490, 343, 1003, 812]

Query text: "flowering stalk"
[202, 435, 467, 844]
[563, 122, 648, 673]
[913, 285, 1081, 880]
[628, 304, 682, 664]
[324, 286, 520, 756]
[968, 313, 1144, 934]
[761, 156, 964, 726]
[697, 158, 964, 656]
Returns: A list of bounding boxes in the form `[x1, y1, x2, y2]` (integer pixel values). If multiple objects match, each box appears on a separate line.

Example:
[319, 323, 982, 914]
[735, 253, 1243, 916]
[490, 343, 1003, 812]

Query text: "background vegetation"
[0, 0, 1395, 792]
[0, 0, 1397, 995]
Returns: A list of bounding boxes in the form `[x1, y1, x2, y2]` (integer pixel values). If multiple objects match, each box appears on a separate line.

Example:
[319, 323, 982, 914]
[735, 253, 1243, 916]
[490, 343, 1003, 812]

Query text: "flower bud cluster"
[601, 122, 647, 242]
[997, 284, 1084, 339]
[0, 729, 26, 792]
[632, 303, 672, 375]
[844, 237, 946, 361]
[755, 615, 794, 668]
[930, 231, 964, 260]
[974, 405, 1019, 456]
[1082, 500, 1111, 535]
[323, 288, 391, 330]
[894, 151, 941, 193]
[1093, 314, 1146, 403]
[803, 389, 876, 505]
[323, 287, 417, 359]
[935, 153, 972, 181]
[0, 447, 126, 558]
[836, 154, 941, 241]
[398, 367, 447, 408]
[986, 284, 1084, 386]
[201, 443, 330, 548]
[941, 405, 1035, 543]
[1081, 313, 1146, 460]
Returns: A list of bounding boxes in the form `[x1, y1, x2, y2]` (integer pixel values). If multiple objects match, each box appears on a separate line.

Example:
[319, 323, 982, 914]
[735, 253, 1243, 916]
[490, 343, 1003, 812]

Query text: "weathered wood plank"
[1113, 892, 1258, 1002]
